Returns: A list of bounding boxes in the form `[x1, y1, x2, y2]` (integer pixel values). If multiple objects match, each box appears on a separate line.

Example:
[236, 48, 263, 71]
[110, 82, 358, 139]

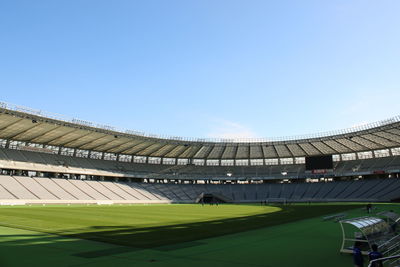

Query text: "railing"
[367, 254, 400, 267]
[1, 100, 400, 143]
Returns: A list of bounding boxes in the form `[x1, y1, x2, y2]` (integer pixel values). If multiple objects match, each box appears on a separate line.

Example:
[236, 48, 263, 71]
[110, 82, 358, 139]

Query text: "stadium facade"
[0, 102, 400, 204]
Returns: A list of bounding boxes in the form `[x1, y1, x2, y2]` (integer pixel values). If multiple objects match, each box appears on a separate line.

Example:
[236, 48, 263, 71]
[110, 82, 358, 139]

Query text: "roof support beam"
[120, 142, 154, 155]
[2, 123, 44, 140]
[52, 131, 95, 147]
[78, 136, 118, 151]
[33, 127, 77, 145]
[0, 118, 26, 134]
[106, 141, 143, 154]
[12, 123, 59, 141]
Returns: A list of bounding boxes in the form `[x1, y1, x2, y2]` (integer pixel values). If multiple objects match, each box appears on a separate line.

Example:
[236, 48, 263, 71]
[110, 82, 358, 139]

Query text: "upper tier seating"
[0, 147, 399, 180]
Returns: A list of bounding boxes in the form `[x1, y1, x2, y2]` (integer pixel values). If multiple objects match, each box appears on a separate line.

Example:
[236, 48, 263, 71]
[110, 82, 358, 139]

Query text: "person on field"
[368, 244, 383, 267]
[366, 203, 372, 214]
[353, 241, 364, 267]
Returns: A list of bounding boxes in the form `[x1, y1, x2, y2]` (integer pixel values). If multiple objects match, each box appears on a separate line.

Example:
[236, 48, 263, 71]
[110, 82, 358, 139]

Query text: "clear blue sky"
[1, 0, 399, 139]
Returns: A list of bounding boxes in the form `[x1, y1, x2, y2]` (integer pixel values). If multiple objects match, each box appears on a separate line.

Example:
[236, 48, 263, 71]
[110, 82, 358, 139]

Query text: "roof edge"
[1, 100, 399, 144]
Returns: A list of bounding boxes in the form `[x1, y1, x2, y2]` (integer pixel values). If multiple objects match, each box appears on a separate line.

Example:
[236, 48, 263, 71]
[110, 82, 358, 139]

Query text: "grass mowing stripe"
[0, 204, 278, 231]
[0, 205, 278, 228]
[0, 204, 360, 248]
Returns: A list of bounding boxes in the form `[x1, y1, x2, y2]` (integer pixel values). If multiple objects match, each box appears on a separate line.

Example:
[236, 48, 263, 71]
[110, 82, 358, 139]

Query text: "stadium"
[1, 103, 400, 204]
[0, 102, 400, 266]
[2, 1, 400, 267]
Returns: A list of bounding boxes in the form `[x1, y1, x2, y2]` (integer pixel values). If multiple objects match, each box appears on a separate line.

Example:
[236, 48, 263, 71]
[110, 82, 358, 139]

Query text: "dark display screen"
[305, 155, 333, 170]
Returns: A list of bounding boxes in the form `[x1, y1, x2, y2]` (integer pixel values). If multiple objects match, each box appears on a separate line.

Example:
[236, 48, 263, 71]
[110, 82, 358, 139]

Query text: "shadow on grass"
[63, 205, 360, 248]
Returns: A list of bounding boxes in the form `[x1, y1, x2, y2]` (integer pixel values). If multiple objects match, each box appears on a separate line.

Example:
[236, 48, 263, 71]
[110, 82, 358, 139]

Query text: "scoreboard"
[305, 155, 333, 170]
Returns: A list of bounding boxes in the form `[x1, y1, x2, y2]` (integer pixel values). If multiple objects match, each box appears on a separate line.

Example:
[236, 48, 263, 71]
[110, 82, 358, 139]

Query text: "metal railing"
[1, 100, 399, 143]
[367, 254, 400, 267]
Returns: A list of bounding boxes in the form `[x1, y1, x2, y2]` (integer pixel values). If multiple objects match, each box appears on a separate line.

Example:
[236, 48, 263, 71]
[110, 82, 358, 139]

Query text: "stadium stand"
[0, 103, 400, 204]
[1, 174, 400, 204]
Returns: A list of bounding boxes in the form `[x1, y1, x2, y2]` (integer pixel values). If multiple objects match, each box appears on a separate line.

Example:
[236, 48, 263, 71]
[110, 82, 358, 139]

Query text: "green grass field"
[0, 203, 398, 266]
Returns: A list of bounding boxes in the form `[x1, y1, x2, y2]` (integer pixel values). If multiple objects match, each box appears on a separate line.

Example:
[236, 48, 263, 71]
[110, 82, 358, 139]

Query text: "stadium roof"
[1, 102, 400, 160]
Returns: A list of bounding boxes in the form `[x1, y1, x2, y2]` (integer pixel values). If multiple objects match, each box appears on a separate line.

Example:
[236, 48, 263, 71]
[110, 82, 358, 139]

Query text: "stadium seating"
[1, 174, 400, 204]
[1, 148, 400, 180]
[1, 146, 400, 204]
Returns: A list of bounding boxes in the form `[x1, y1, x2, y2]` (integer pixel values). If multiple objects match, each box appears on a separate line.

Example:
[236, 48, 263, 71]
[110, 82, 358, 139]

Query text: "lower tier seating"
[1, 175, 399, 204]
